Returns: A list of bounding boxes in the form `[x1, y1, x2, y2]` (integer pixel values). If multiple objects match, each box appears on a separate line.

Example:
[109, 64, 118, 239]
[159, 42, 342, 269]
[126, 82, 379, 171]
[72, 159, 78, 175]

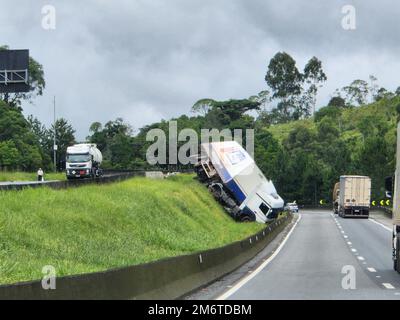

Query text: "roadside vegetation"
[0, 171, 65, 182]
[0, 174, 264, 285]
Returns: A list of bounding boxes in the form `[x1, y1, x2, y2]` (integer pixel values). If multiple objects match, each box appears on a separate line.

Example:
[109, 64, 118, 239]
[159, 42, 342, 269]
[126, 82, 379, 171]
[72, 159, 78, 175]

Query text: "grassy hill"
[261, 97, 400, 203]
[0, 171, 65, 182]
[0, 174, 264, 285]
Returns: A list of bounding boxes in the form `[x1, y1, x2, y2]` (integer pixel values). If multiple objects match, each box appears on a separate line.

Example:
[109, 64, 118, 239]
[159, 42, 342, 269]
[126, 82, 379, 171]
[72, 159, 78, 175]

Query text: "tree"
[249, 90, 270, 111]
[265, 52, 327, 122]
[89, 122, 102, 134]
[374, 87, 394, 101]
[0, 101, 45, 170]
[303, 57, 327, 115]
[265, 52, 303, 121]
[49, 118, 76, 169]
[0, 140, 20, 169]
[191, 99, 215, 116]
[0, 45, 46, 107]
[342, 79, 369, 106]
[369, 75, 379, 102]
[328, 96, 346, 108]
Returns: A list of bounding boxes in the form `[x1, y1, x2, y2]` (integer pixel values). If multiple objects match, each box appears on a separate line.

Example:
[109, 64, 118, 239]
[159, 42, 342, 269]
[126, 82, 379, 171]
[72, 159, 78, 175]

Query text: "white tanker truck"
[66, 144, 103, 179]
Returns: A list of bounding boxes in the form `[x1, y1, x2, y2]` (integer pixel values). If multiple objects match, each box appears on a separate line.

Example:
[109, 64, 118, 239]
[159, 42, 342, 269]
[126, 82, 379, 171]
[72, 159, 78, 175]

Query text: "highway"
[208, 210, 400, 300]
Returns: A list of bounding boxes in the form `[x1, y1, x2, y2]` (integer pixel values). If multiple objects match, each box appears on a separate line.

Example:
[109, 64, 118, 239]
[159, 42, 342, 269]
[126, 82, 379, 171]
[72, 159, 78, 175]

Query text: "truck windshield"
[259, 203, 270, 215]
[66, 154, 91, 163]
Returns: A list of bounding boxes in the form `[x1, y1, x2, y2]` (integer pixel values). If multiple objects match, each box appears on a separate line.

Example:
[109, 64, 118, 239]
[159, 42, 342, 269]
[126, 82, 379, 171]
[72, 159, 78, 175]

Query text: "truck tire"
[240, 215, 252, 223]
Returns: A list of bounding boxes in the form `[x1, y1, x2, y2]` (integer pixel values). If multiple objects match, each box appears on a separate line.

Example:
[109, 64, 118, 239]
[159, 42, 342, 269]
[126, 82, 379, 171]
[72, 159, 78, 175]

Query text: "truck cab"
[195, 141, 284, 223]
[66, 144, 103, 180]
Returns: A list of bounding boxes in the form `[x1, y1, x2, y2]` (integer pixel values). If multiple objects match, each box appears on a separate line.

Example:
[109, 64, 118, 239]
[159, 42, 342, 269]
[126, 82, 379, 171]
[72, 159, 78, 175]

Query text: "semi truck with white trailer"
[66, 144, 103, 179]
[336, 175, 371, 218]
[390, 123, 400, 271]
[194, 141, 284, 223]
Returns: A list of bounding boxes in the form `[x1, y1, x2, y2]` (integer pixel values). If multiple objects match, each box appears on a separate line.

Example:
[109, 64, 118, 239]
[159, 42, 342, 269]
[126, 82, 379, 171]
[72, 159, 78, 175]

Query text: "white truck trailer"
[66, 144, 103, 179]
[337, 175, 371, 218]
[391, 123, 400, 271]
[194, 141, 284, 223]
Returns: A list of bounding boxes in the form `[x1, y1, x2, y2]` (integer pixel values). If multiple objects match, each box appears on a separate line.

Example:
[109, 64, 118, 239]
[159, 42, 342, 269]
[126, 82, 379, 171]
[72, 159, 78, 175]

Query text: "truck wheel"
[209, 184, 224, 201]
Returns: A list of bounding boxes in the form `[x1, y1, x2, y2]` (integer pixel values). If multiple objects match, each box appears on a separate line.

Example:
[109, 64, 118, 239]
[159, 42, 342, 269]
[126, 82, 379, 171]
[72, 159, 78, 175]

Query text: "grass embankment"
[0, 174, 264, 285]
[0, 171, 65, 182]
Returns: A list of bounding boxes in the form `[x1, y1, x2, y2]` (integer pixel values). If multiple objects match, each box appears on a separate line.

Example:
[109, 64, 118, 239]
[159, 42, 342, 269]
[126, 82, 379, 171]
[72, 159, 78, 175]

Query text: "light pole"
[53, 96, 57, 172]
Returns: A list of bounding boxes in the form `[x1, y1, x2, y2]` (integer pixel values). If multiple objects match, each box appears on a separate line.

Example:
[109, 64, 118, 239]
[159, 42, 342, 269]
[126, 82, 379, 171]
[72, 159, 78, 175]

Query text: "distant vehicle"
[66, 144, 103, 179]
[337, 175, 371, 218]
[332, 182, 340, 214]
[285, 202, 299, 213]
[194, 141, 284, 223]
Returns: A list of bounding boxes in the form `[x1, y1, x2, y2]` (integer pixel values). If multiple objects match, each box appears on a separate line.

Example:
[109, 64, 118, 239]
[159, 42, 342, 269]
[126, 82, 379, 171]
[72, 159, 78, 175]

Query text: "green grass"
[0, 174, 265, 285]
[268, 119, 315, 143]
[0, 171, 65, 182]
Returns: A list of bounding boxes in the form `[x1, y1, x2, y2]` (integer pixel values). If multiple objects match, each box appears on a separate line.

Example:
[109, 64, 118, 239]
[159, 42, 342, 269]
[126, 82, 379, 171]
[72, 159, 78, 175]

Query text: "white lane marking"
[357, 256, 365, 261]
[216, 214, 303, 300]
[367, 268, 377, 273]
[341, 231, 345, 234]
[344, 235, 348, 239]
[351, 248, 357, 252]
[383, 283, 395, 289]
[347, 242, 352, 245]
[368, 218, 392, 232]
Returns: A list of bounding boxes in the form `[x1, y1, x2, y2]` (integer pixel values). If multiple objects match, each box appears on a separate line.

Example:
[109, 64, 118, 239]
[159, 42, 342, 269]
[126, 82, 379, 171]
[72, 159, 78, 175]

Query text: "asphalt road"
[216, 210, 400, 300]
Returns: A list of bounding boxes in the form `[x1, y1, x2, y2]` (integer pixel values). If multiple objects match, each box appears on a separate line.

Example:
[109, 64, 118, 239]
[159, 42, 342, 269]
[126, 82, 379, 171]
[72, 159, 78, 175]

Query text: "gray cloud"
[0, 0, 399, 139]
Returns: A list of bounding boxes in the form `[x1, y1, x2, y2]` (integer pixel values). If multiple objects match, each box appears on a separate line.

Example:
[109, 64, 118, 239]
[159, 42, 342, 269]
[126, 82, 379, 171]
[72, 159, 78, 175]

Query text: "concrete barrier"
[0, 213, 293, 300]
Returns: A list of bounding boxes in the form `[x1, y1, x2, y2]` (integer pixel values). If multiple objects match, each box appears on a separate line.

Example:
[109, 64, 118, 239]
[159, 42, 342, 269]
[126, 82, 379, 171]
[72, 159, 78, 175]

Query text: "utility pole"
[53, 96, 57, 172]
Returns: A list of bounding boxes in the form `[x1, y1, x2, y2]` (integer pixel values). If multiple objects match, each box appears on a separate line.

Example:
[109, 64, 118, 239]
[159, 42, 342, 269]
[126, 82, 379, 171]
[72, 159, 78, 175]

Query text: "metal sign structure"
[0, 49, 29, 93]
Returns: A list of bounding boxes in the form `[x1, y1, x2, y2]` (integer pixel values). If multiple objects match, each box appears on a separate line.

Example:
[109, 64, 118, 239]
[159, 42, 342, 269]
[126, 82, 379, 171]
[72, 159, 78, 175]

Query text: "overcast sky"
[1, 0, 399, 140]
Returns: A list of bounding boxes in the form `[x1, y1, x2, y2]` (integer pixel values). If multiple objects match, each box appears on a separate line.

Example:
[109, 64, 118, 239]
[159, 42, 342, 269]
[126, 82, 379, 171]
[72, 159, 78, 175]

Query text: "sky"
[1, 0, 399, 140]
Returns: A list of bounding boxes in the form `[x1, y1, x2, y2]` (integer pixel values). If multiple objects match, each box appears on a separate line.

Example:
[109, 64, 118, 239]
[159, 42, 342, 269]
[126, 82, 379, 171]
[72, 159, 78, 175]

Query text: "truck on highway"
[66, 144, 103, 180]
[194, 141, 284, 223]
[336, 175, 371, 218]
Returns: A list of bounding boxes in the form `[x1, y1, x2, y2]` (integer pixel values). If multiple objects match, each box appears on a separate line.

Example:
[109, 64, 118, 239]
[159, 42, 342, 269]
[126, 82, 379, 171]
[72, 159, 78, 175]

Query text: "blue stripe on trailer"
[225, 179, 246, 204]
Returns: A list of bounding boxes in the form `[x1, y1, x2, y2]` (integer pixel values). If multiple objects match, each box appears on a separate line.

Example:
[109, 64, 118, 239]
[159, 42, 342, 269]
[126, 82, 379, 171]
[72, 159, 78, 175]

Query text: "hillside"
[263, 97, 399, 203]
[0, 175, 264, 285]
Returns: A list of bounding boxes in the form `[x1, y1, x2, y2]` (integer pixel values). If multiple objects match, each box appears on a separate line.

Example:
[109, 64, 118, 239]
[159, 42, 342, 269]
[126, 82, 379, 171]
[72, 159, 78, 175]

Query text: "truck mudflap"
[340, 206, 369, 218]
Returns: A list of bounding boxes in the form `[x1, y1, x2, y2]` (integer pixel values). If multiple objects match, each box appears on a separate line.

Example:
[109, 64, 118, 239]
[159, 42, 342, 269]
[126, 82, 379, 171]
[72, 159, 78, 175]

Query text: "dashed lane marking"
[215, 214, 303, 300]
[357, 256, 365, 261]
[383, 283, 395, 289]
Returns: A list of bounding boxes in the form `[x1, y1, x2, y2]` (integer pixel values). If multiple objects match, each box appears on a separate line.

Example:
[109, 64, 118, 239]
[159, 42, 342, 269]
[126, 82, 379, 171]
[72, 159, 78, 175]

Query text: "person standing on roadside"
[37, 168, 44, 182]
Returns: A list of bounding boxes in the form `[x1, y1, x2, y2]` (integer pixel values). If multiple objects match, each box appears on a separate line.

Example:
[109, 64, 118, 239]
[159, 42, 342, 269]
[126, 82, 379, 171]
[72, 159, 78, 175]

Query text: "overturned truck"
[195, 141, 284, 223]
